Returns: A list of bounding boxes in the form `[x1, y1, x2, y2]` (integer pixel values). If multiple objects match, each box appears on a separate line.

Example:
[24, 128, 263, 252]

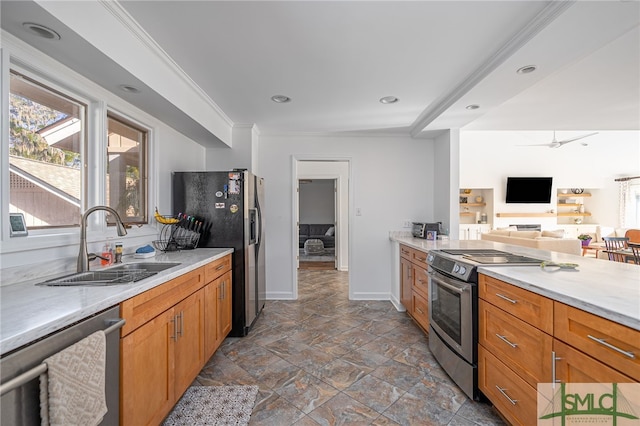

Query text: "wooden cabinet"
[204, 270, 232, 359]
[478, 274, 638, 424]
[554, 302, 639, 381]
[120, 254, 232, 426]
[399, 244, 429, 332]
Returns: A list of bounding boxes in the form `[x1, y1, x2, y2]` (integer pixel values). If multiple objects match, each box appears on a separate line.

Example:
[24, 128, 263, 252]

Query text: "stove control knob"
[453, 264, 460, 273]
[458, 266, 467, 275]
[427, 254, 434, 262]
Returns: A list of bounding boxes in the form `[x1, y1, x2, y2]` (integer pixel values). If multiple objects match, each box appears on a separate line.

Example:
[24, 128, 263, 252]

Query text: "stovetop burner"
[463, 255, 543, 265]
[440, 249, 511, 256]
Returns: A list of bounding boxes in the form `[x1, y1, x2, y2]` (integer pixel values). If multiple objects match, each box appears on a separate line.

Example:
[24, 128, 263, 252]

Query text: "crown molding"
[98, 0, 234, 128]
[409, 1, 575, 137]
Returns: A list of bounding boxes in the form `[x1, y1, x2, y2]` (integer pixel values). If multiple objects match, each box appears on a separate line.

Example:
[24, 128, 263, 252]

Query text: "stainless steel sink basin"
[37, 263, 181, 286]
[106, 262, 181, 273]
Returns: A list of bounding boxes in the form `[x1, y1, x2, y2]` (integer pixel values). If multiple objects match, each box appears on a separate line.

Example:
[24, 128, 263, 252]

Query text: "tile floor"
[194, 269, 506, 425]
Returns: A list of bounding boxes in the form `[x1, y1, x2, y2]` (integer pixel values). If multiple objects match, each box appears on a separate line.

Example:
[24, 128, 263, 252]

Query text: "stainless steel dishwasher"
[0, 306, 124, 425]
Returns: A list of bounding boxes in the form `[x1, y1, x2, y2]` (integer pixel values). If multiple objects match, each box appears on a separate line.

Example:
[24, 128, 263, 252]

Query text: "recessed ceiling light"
[119, 85, 140, 94]
[465, 104, 480, 110]
[22, 22, 61, 40]
[271, 95, 291, 103]
[516, 65, 537, 74]
[379, 96, 399, 104]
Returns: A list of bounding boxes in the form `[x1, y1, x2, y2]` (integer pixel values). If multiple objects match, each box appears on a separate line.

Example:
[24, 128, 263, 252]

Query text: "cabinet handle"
[170, 316, 177, 341]
[215, 264, 224, 271]
[495, 386, 518, 405]
[177, 312, 183, 338]
[222, 281, 225, 300]
[418, 278, 427, 285]
[496, 293, 517, 304]
[551, 351, 562, 385]
[416, 256, 426, 262]
[587, 335, 635, 359]
[495, 334, 518, 348]
[415, 307, 424, 315]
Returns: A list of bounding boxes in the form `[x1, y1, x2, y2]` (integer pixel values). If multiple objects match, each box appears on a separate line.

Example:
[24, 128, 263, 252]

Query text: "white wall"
[259, 133, 434, 300]
[299, 180, 335, 223]
[460, 130, 640, 230]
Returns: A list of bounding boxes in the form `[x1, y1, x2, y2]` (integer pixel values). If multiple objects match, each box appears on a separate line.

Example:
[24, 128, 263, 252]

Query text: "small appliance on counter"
[411, 222, 443, 239]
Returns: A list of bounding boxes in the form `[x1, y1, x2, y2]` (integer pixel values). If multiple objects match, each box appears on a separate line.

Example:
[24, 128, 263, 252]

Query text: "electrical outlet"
[403, 220, 412, 228]
[356, 208, 362, 216]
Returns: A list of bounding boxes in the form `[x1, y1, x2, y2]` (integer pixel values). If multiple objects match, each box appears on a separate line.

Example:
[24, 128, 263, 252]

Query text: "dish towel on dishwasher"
[39, 330, 107, 426]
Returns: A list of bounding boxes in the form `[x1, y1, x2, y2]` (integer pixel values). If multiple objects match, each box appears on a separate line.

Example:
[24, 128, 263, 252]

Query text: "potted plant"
[578, 234, 592, 247]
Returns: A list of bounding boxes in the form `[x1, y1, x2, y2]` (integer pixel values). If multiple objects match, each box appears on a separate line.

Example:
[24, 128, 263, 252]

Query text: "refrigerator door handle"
[256, 199, 263, 249]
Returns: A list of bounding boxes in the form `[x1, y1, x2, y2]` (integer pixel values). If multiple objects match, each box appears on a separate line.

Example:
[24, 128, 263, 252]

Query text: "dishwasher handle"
[0, 318, 125, 397]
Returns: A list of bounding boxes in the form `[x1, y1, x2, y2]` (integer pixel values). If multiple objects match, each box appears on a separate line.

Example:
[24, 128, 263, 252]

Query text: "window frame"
[1, 38, 157, 256]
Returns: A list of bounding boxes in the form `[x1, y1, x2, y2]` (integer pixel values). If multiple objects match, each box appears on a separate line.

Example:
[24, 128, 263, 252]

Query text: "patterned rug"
[163, 385, 259, 426]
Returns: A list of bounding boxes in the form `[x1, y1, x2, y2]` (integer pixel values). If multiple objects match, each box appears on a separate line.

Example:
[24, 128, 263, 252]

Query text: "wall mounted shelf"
[496, 213, 556, 218]
[558, 193, 592, 198]
[557, 212, 592, 217]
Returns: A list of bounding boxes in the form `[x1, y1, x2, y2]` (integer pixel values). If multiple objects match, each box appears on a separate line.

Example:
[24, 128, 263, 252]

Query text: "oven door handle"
[428, 270, 466, 294]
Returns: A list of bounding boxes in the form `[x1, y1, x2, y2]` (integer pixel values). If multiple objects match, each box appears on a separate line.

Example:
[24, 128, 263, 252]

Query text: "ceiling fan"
[521, 131, 599, 148]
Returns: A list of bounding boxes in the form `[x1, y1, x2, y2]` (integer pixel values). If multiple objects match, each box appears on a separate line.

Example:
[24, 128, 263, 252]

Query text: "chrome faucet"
[78, 206, 127, 272]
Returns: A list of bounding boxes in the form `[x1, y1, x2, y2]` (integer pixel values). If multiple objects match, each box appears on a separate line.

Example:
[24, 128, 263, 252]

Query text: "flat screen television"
[505, 177, 553, 203]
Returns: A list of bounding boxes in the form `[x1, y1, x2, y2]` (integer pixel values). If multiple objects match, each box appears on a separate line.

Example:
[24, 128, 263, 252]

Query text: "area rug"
[163, 385, 259, 426]
[299, 247, 335, 262]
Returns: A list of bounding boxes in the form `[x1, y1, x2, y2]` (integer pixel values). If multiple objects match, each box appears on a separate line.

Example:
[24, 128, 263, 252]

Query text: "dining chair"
[628, 242, 640, 265]
[602, 236, 630, 263]
[624, 229, 640, 244]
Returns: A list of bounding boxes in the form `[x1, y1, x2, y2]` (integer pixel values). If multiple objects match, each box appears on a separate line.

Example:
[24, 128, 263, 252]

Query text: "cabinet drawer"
[554, 302, 640, 381]
[411, 249, 428, 269]
[479, 300, 552, 387]
[204, 254, 232, 283]
[411, 291, 429, 332]
[478, 346, 540, 426]
[120, 267, 205, 337]
[479, 274, 553, 334]
[412, 266, 429, 298]
[400, 244, 413, 261]
[554, 340, 635, 384]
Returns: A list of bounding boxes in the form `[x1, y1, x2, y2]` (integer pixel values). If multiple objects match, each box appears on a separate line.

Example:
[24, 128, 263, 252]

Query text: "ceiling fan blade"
[518, 143, 554, 147]
[556, 132, 599, 145]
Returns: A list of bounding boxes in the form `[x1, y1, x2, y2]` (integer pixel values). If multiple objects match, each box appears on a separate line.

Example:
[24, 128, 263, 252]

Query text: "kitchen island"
[390, 234, 639, 425]
[0, 248, 233, 355]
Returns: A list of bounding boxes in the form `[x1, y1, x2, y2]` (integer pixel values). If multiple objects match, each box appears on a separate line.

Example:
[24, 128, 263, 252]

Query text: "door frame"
[291, 157, 351, 300]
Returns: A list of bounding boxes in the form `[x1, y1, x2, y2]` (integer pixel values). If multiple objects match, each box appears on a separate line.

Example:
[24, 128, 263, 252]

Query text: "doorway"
[298, 179, 337, 270]
[294, 159, 350, 298]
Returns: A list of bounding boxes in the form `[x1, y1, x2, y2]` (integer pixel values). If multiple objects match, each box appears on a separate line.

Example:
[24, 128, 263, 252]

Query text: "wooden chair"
[602, 236, 629, 262]
[628, 242, 640, 265]
[624, 229, 640, 244]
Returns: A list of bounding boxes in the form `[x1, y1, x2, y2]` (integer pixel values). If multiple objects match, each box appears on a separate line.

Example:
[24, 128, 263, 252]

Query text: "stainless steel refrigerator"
[172, 170, 265, 337]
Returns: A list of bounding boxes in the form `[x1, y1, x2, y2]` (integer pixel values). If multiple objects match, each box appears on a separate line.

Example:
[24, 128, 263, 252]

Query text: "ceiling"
[2, 1, 639, 142]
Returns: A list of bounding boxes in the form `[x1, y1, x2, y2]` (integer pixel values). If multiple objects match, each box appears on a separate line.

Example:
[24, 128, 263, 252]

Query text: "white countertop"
[392, 236, 640, 331]
[0, 248, 233, 355]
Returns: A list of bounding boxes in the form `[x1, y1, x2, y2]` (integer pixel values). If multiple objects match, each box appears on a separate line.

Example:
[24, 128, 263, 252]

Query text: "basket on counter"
[154, 223, 200, 252]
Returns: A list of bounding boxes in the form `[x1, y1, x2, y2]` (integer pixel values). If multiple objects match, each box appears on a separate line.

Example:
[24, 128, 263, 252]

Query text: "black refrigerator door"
[172, 171, 251, 336]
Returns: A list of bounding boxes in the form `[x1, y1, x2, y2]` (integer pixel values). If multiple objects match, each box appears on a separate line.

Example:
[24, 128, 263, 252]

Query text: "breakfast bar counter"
[390, 235, 640, 331]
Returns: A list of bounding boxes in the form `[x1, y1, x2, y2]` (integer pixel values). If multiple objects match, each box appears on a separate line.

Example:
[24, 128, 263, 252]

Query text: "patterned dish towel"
[40, 330, 107, 426]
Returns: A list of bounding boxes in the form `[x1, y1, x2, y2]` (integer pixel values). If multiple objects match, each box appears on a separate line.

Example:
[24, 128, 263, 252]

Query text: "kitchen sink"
[36, 262, 181, 286]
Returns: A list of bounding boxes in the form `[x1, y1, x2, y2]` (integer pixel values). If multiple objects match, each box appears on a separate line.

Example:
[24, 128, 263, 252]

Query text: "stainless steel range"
[426, 248, 543, 400]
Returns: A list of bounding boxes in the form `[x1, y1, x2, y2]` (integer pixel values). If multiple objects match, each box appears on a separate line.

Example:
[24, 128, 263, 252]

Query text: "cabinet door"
[203, 279, 219, 360]
[479, 346, 539, 426]
[412, 265, 429, 298]
[218, 271, 233, 342]
[554, 340, 635, 384]
[174, 291, 205, 398]
[478, 300, 552, 388]
[121, 309, 175, 426]
[411, 290, 429, 331]
[400, 256, 412, 312]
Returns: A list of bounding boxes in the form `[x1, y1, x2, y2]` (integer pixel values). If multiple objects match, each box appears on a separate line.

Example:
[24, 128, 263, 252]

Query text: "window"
[9, 71, 84, 228]
[107, 115, 147, 225]
[620, 179, 640, 228]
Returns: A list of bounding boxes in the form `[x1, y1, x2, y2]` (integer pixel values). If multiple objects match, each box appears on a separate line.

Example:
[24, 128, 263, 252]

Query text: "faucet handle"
[88, 253, 109, 262]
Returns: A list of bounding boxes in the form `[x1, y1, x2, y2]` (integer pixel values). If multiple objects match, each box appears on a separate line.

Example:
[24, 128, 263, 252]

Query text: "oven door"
[428, 268, 474, 363]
